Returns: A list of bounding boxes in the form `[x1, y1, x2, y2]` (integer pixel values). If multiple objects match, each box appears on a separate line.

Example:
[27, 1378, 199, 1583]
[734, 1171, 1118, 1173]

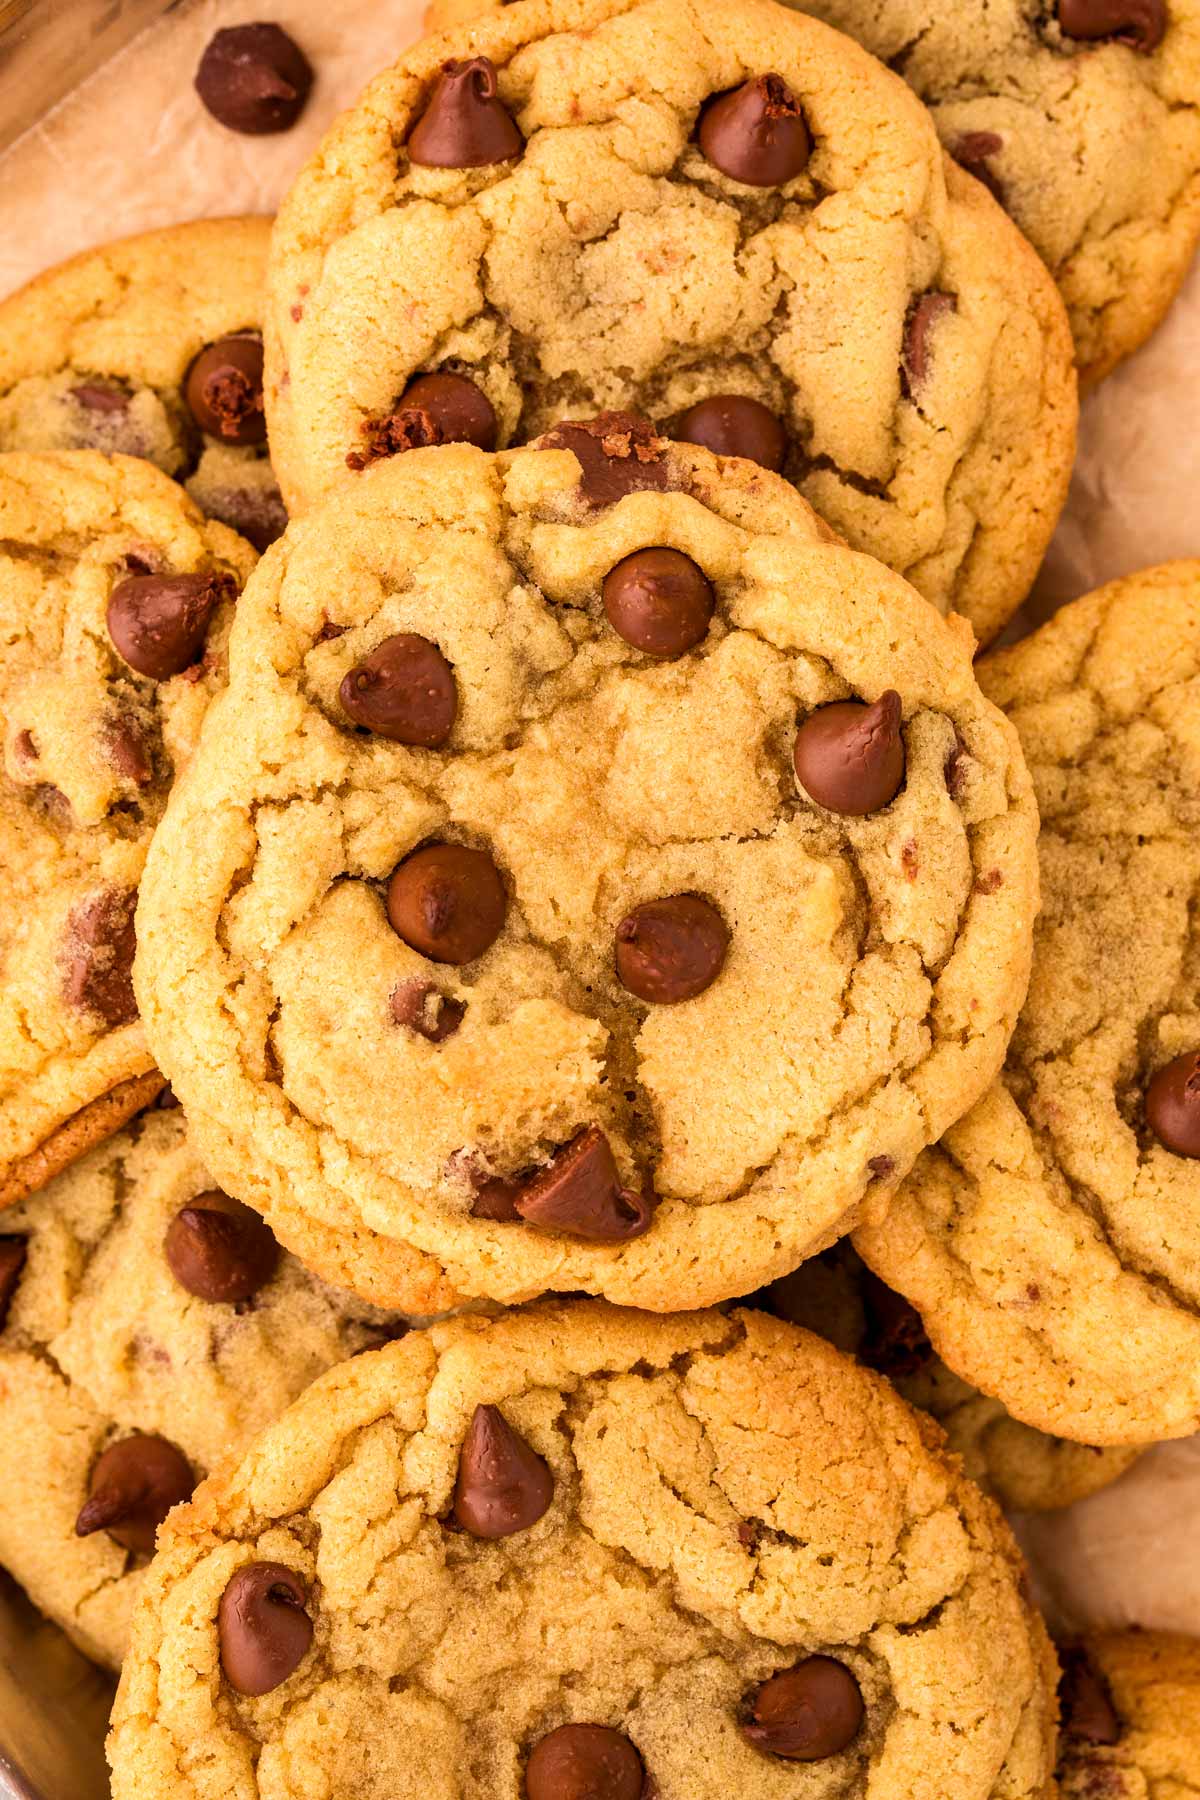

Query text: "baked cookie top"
[133, 437, 1039, 1314]
[0, 218, 285, 552]
[107, 1299, 1058, 1800]
[0, 452, 256, 1204]
[0, 1106, 399, 1670]
[1057, 1631, 1200, 1797]
[857, 561, 1200, 1446]
[265, 0, 1076, 644]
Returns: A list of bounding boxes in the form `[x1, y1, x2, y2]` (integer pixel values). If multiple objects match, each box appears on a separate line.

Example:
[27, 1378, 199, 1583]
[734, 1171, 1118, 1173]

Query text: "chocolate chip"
[1059, 0, 1165, 48]
[525, 1724, 646, 1800]
[185, 335, 267, 445]
[386, 842, 507, 964]
[339, 633, 458, 745]
[615, 895, 729, 1004]
[601, 547, 715, 657]
[201, 483, 288, 553]
[540, 413, 671, 509]
[470, 1173, 525, 1221]
[0, 1238, 28, 1331]
[1146, 1052, 1200, 1155]
[103, 713, 155, 785]
[164, 1191, 280, 1303]
[860, 1270, 932, 1378]
[408, 57, 522, 168]
[1059, 1648, 1122, 1745]
[952, 131, 1007, 205]
[674, 394, 787, 472]
[390, 977, 466, 1043]
[793, 691, 905, 816]
[514, 1127, 654, 1242]
[742, 1657, 865, 1761]
[218, 1562, 313, 1695]
[195, 24, 314, 135]
[70, 382, 129, 414]
[107, 569, 235, 680]
[902, 293, 956, 397]
[74, 1435, 194, 1555]
[347, 372, 497, 471]
[698, 74, 811, 186]
[453, 1403, 554, 1538]
[62, 887, 138, 1027]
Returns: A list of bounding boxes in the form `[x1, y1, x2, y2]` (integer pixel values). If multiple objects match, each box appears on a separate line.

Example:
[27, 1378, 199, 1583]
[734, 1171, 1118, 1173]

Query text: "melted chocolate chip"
[195, 24, 314, 134]
[1059, 1647, 1122, 1745]
[514, 1127, 654, 1243]
[601, 547, 715, 657]
[453, 1403, 555, 1538]
[107, 569, 236, 680]
[525, 1724, 646, 1800]
[743, 1657, 865, 1761]
[70, 382, 130, 414]
[390, 977, 466, 1043]
[540, 413, 671, 509]
[200, 483, 288, 553]
[185, 335, 267, 445]
[674, 393, 787, 472]
[952, 131, 1007, 205]
[1146, 1051, 1200, 1155]
[793, 691, 905, 816]
[859, 1270, 933, 1378]
[698, 74, 811, 186]
[386, 842, 508, 964]
[0, 1238, 28, 1331]
[74, 1435, 195, 1555]
[902, 293, 956, 397]
[339, 633, 458, 745]
[347, 373, 497, 471]
[61, 887, 138, 1027]
[1059, 0, 1166, 48]
[615, 895, 729, 1004]
[408, 58, 523, 168]
[164, 1191, 280, 1304]
[103, 713, 155, 786]
[218, 1562, 313, 1694]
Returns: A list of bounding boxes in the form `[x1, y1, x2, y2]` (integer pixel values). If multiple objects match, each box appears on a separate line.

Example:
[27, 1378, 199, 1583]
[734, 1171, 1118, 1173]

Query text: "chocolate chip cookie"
[134, 435, 1039, 1314]
[857, 560, 1200, 1445]
[1058, 1631, 1200, 1796]
[0, 1105, 403, 1669]
[106, 1300, 1059, 1799]
[0, 451, 256, 1209]
[757, 1245, 1140, 1512]
[0, 218, 286, 552]
[266, 0, 1077, 644]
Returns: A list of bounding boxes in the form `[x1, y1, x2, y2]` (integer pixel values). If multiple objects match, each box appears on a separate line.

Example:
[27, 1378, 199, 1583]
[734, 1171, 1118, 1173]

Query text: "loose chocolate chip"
[107, 569, 235, 680]
[743, 1657, 865, 1761]
[62, 887, 138, 1027]
[164, 1191, 280, 1304]
[514, 1127, 654, 1242]
[698, 74, 811, 186]
[185, 335, 267, 445]
[347, 372, 497, 471]
[902, 293, 956, 397]
[390, 977, 466, 1043]
[1059, 0, 1165, 48]
[540, 413, 671, 509]
[195, 24, 314, 135]
[951, 131, 1007, 205]
[674, 393, 787, 472]
[453, 1403, 555, 1538]
[408, 57, 523, 168]
[340, 633, 458, 746]
[71, 382, 129, 414]
[793, 691, 905, 816]
[74, 1435, 194, 1555]
[860, 1271, 933, 1378]
[615, 894, 730, 1004]
[387, 842, 508, 964]
[1059, 1648, 1122, 1745]
[201, 484, 288, 553]
[103, 713, 155, 786]
[1146, 1052, 1200, 1156]
[602, 547, 715, 657]
[525, 1724, 646, 1800]
[218, 1562, 313, 1695]
[0, 1238, 28, 1331]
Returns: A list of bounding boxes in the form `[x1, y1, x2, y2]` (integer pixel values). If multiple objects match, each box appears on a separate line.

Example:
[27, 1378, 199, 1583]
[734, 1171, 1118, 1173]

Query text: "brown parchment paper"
[0, 0, 1197, 1648]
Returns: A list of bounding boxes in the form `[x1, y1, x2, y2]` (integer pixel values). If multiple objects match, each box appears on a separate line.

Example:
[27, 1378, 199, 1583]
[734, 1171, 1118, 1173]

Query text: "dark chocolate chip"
[601, 547, 715, 657]
[62, 887, 138, 1027]
[859, 1270, 933, 1379]
[1059, 0, 1165, 48]
[201, 483, 288, 553]
[470, 1172, 525, 1221]
[0, 1238, 28, 1331]
[386, 842, 508, 964]
[70, 382, 130, 414]
[184, 335, 267, 445]
[74, 1435, 195, 1555]
[103, 713, 155, 786]
[453, 1403, 554, 1538]
[347, 372, 497, 471]
[951, 131, 1007, 205]
[1146, 1051, 1200, 1156]
[540, 413, 671, 509]
[218, 1562, 313, 1694]
[164, 1191, 280, 1304]
[615, 895, 729, 1004]
[525, 1724, 646, 1800]
[107, 569, 236, 680]
[390, 977, 466, 1043]
[339, 633, 458, 746]
[195, 24, 314, 135]
[793, 691, 905, 816]
[514, 1127, 654, 1243]
[673, 393, 787, 472]
[902, 293, 956, 397]
[698, 74, 811, 186]
[1059, 1648, 1123, 1745]
[408, 57, 523, 167]
[743, 1657, 865, 1761]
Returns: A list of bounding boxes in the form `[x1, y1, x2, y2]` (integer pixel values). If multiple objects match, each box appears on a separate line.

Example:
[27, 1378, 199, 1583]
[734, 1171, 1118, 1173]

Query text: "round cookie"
[106, 1299, 1059, 1799]
[0, 1104, 404, 1670]
[856, 561, 1200, 1445]
[133, 436, 1040, 1314]
[1057, 1632, 1200, 1796]
[265, 0, 1077, 645]
[756, 1245, 1141, 1513]
[423, 0, 1200, 385]
[0, 451, 256, 1209]
[0, 218, 286, 552]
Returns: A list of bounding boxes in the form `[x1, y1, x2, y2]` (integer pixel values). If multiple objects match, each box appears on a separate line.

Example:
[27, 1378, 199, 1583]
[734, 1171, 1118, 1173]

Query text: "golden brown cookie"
[1058, 1631, 1200, 1796]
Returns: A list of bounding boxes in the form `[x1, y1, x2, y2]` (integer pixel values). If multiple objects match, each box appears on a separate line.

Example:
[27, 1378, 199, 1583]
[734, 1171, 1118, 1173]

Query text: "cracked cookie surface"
[133, 438, 1038, 1313]
[265, 0, 1076, 645]
[0, 1105, 403, 1670]
[857, 561, 1200, 1445]
[1057, 1631, 1200, 1798]
[106, 1298, 1059, 1799]
[0, 451, 256, 1206]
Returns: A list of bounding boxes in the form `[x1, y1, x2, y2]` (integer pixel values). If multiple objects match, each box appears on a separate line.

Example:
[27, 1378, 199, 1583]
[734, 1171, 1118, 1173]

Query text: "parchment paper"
[1, 0, 1197, 1644]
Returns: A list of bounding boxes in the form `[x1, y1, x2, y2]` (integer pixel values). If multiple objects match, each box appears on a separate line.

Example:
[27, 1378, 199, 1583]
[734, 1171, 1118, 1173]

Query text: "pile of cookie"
[1, 1, 1198, 1794]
